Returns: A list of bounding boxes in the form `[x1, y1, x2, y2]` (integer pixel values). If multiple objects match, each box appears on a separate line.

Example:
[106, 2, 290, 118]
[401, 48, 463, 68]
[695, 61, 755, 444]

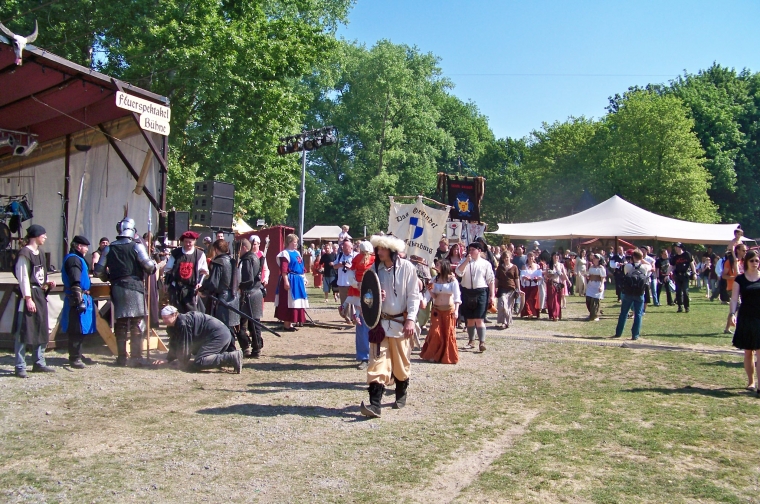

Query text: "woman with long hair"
[545, 251, 569, 321]
[275, 234, 309, 331]
[420, 260, 461, 364]
[495, 251, 520, 329]
[730, 249, 760, 393]
[520, 253, 543, 319]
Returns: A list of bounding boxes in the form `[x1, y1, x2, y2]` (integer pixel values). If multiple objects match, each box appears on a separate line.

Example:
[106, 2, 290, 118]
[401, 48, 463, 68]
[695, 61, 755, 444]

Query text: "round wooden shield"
[360, 269, 382, 329]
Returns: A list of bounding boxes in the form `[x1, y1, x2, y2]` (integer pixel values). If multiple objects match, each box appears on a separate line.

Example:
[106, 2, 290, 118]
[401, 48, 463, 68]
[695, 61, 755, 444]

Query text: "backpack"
[622, 264, 648, 296]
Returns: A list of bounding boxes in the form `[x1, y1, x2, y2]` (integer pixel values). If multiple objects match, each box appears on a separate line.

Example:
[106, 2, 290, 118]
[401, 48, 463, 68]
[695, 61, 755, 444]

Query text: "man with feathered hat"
[360, 234, 420, 418]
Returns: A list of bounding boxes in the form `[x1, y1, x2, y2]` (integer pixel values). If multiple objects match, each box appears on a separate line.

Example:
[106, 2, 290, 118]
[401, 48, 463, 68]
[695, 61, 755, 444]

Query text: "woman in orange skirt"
[420, 260, 461, 364]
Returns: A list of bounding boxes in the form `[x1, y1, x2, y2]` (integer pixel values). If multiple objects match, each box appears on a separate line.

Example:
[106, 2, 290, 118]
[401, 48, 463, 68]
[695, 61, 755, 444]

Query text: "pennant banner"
[388, 197, 450, 265]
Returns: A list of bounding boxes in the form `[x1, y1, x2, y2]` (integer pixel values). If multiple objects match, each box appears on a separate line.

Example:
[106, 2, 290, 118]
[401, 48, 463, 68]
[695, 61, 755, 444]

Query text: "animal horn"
[25, 20, 38, 44]
[0, 22, 15, 39]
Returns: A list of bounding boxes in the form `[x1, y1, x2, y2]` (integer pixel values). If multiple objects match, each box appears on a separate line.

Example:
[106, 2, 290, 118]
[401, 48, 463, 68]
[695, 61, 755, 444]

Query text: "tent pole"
[62, 134, 71, 262]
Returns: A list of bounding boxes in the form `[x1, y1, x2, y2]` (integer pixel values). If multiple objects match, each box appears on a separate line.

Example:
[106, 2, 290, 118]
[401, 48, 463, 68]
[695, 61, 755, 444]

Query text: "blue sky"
[338, 1, 760, 140]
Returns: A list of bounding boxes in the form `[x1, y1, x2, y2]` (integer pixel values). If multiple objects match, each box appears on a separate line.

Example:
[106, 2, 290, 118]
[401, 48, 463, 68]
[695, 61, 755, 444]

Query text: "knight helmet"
[116, 218, 136, 239]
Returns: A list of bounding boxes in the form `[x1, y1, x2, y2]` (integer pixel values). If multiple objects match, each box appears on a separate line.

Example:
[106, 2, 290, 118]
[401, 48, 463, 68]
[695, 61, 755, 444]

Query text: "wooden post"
[62, 135, 71, 261]
[133, 150, 152, 195]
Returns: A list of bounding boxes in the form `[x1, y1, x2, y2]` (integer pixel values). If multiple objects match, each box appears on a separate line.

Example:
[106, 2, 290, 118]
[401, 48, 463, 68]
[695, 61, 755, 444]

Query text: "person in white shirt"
[613, 249, 651, 340]
[163, 231, 209, 313]
[585, 253, 606, 321]
[360, 234, 420, 418]
[335, 237, 357, 322]
[338, 225, 352, 243]
[455, 242, 495, 352]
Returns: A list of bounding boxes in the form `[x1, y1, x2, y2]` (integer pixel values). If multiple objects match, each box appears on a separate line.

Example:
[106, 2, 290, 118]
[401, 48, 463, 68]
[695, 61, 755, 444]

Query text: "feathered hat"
[370, 234, 406, 253]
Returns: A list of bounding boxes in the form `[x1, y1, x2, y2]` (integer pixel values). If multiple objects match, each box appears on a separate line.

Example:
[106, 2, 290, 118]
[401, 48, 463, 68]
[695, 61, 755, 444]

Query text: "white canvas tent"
[233, 217, 254, 235]
[303, 225, 342, 241]
[493, 195, 740, 245]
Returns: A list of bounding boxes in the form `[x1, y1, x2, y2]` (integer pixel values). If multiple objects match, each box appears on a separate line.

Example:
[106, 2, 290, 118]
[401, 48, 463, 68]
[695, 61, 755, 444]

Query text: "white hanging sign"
[116, 91, 172, 121]
[139, 114, 171, 136]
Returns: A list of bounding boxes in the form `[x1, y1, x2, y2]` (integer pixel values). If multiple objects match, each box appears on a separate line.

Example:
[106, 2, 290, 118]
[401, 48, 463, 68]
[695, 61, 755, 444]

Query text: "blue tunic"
[61, 253, 97, 335]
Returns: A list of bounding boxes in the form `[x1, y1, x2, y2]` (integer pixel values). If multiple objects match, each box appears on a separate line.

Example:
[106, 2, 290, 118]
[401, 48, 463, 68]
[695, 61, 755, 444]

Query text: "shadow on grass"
[644, 333, 731, 340]
[197, 402, 365, 420]
[244, 361, 349, 372]
[240, 380, 366, 394]
[275, 353, 354, 361]
[699, 360, 742, 368]
[624, 385, 740, 398]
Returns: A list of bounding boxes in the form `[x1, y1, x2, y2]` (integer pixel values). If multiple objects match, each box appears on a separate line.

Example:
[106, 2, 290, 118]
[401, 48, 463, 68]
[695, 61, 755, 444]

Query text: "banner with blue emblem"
[388, 196, 450, 265]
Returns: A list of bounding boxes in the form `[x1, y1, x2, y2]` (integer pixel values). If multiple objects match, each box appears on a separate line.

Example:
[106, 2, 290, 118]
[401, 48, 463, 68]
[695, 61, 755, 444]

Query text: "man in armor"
[62, 235, 97, 369]
[13, 224, 57, 378]
[164, 231, 208, 313]
[237, 237, 268, 358]
[95, 218, 157, 366]
[154, 306, 242, 373]
[200, 239, 240, 352]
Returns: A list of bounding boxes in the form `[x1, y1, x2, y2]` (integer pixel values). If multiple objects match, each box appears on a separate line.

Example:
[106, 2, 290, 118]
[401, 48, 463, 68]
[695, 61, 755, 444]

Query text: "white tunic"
[377, 258, 420, 338]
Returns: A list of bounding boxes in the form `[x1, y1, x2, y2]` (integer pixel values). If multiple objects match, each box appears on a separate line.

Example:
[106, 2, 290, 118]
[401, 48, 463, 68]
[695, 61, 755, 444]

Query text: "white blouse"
[520, 267, 543, 287]
[431, 278, 462, 306]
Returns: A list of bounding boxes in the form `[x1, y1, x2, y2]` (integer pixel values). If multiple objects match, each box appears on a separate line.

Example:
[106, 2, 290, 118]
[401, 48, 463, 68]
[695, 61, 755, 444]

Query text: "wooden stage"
[0, 272, 166, 353]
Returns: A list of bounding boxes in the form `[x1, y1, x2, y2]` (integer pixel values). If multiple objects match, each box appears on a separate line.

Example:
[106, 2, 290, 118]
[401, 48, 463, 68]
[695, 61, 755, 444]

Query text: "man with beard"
[154, 306, 242, 373]
[13, 225, 57, 378]
[95, 218, 157, 366]
[200, 239, 240, 352]
[62, 236, 97, 369]
[360, 234, 420, 418]
[237, 237, 268, 358]
[164, 231, 208, 313]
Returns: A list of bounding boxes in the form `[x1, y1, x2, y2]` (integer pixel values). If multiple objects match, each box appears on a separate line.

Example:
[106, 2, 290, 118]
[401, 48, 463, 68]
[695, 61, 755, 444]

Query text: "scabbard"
[210, 295, 281, 337]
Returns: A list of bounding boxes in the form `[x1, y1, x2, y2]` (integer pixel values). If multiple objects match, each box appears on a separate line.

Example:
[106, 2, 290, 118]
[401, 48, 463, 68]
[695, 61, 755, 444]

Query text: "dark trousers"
[585, 296, 600, 319]
[238, 319, 263, 355]
[674, 275, 690, 309]
[193, 330, 233, 370]
[115, 316, 144, 359]
[613, 272, 623, 300]
[657, 278, 674, 306]
[67, 307, 84, 362]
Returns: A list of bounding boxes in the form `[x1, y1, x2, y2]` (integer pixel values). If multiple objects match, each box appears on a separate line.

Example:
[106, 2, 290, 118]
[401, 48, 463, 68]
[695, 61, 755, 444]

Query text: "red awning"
[0, 39, 168, 158]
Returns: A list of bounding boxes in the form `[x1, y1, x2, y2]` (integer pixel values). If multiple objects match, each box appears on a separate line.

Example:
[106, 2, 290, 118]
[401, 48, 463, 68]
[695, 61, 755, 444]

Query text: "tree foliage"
[1, 0, 354, 222]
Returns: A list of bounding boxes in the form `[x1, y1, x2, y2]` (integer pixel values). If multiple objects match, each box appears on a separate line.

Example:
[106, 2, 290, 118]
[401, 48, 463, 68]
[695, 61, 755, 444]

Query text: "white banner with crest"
[388, 196, 450, 265]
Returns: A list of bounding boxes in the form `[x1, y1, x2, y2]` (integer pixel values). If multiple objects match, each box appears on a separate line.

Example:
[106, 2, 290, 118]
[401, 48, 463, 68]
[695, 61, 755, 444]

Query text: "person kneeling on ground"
[154, 306, 242, 373]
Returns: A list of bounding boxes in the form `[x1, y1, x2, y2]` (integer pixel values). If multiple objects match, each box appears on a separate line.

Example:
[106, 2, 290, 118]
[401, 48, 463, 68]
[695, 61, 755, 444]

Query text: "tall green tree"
[295, 40, 455, 233]
[597, 90, 717, 222]
[1, 0, 354, 222]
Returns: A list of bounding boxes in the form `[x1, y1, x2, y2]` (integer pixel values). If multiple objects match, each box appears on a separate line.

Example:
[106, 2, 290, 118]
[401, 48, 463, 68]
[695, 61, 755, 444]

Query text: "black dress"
[732, 274, 760, 350]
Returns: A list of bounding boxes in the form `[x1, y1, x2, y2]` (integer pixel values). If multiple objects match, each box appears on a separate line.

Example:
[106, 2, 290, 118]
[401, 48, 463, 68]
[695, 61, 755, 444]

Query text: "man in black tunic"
[164, 231, 208, 313]
[155, 306, 242, 373]
[13, 224, 57, 378]
[95, 218, 157, 366]
[237, 238, 265, 357]
[200, 239, 240, 352]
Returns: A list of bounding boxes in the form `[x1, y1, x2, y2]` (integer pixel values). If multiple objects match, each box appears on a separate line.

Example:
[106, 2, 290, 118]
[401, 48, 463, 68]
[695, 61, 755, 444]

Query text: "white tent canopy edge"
[492, 195, 740, 245]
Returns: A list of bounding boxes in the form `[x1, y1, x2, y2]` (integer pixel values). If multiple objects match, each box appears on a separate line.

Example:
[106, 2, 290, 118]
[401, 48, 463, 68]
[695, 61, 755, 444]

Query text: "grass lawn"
[1, 292, 757, 503]
[523, 283, 737, 348]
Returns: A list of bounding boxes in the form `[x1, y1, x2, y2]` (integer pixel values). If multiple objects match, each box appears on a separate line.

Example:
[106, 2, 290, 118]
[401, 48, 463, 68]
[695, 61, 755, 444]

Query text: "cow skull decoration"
[0, 20, 38, 66]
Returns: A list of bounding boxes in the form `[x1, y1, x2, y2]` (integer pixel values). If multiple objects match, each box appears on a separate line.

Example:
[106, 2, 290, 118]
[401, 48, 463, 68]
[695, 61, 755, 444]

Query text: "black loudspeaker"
[168, 211, 189, 241]
[192, 181, 235, 230]
[158, 213, 167, 239]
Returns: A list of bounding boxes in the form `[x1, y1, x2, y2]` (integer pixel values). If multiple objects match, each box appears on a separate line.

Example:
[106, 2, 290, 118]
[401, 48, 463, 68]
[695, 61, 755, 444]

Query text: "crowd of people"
[11, 218, 760, 409]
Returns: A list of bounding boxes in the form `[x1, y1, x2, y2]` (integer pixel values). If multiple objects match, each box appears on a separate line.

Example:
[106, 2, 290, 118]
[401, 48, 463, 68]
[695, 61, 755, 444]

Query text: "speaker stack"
[192, 181, 235, 230]
[167, 211, 189, 241]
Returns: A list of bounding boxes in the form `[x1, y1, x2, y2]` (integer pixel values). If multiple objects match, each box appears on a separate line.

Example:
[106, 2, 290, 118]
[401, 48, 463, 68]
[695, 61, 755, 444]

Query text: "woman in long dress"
[730, 249, 760, 392]
[574, 249, 588, 296]
[545, 251, 569, 321]
[275, 234, 309, 331]
[420, 260, 461, 364]
[520, 253, 543, 319]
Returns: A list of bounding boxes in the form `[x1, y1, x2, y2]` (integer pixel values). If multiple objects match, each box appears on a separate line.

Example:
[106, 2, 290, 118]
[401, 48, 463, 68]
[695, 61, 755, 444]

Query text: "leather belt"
[380, 311, 406, 323]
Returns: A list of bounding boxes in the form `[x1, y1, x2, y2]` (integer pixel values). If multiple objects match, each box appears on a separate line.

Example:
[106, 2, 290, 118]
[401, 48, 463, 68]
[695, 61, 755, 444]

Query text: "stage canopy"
[303, 225, 342, 241]
[0, 35, 169, 264]
[233, 218, 254, 236]
[492, 195, 741, 245]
